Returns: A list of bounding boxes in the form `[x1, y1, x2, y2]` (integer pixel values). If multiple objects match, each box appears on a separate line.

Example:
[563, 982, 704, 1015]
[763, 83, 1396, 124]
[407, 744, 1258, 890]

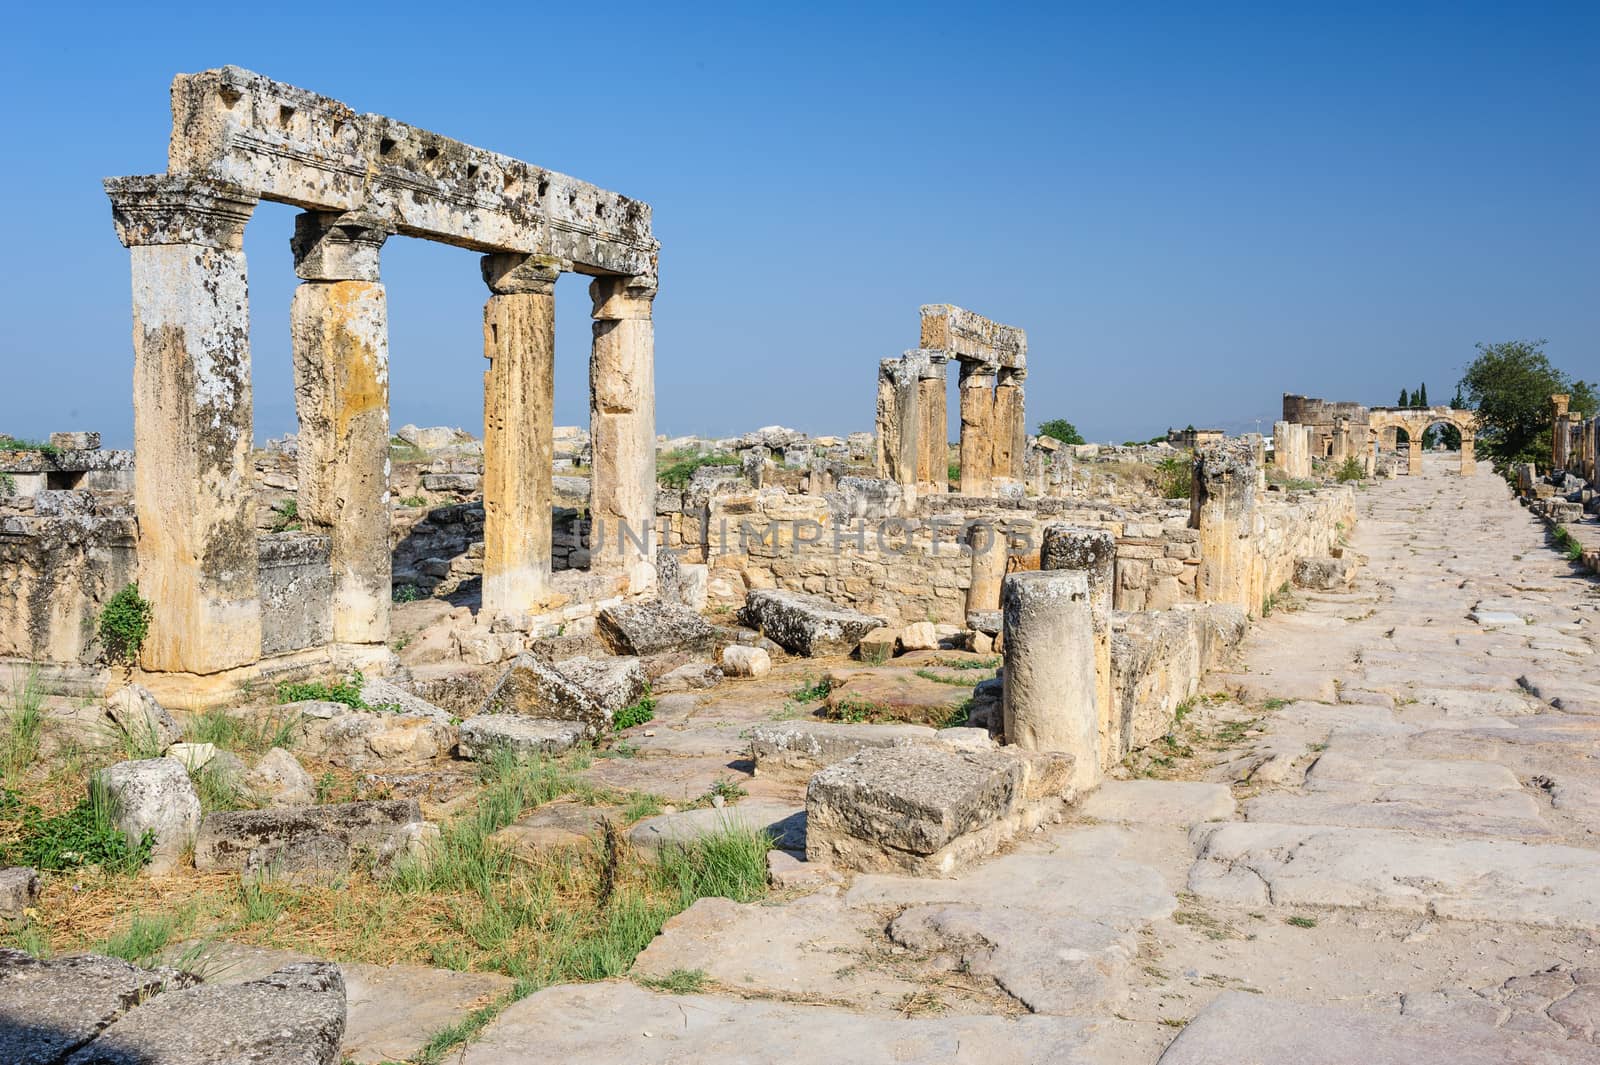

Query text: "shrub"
[2, 779, 153, 874]
[278, 671, 369, 709]
[657, 453, 739, 489]
[98, 584, 153, 668]
[269, 498, 301, 532]
[392, 583, 422, 603]
[1154, 455, 1192, 500]
[1335, 456, 1365, 482]
[1037, 419, 1085, 446]
[613, 687, 656, 731]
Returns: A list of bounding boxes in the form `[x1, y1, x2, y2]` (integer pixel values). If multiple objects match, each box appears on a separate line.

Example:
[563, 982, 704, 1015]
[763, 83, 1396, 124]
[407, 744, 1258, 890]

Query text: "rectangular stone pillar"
[1192, 446, 1259, 614]
[916, 356, 948, 488]
[1040, 525, 1116, 767]
[1460, 434, 1476, 476]
[291, 212, 392, 651]
[480, 255, 558, 615]
[992, 368, 1026, 483]
[590, 274, 658, 593]
[1552, 394, 1571, 473]
[875, 356, 920, 485]
[1407, 438, 1424, 476]
[958, 362, 996, 495]
[106, 176, 262, 674]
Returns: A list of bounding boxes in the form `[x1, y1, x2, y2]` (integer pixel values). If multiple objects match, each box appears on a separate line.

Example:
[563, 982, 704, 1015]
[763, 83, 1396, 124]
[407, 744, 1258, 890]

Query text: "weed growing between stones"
[1552, 525, 1585, 562]
[1154, 454, 1192, 500]
[1335, 456, 1366, 482]
[97, 584, 153, 668]
[656, 450, 740, 489]
[789, 676, 831, 703]
[185, 707, 302, 754]
[637, 967, 707, 993]
[613, 686, 657, 731]
[392, 583, 422, 603]
[2, 666, 45, 777]
[0, 778, 152, 874]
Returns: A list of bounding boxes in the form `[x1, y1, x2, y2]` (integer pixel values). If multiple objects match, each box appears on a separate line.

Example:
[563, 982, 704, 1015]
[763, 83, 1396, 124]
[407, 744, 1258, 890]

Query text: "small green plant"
[947, 461, 961, 484]
[186, 707, 301, 754]
[99, 908, 193, 966]
[622, 791, 664, 822]
[1285, 915, 1318, 928]
[0, 438, 59, 458]
[0, 472, 15, 499]
[3, 779, 153, 874]
[3, 667, 46, 777]
[789, 676, 831, 704]
[657, 452, 740, 489]
[98, 584, 153, 668]
[827, 695, 891, 723]
[613, 687, 657, 731]
[389, 436, 427, 463]
[278, 671, 369, 709]
[269, 498, 301, 532]
[392, 583, 423, 604]
[1335, 456, 1365, 482]
[703, 777, 747, 805]
[1154, 454, 1191, 500]
[1262, 697, 1289, 712]
[638, 968, 707, 993]
[398, 495, 428, 508]
[1553, 526, 1585, 562]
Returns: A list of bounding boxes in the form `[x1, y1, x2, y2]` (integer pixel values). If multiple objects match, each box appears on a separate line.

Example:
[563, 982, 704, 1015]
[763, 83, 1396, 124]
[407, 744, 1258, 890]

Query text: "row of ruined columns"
[1554, 395, 1599, 485]
[875, 351, 1025, 494]
[107, 175, 656, 679]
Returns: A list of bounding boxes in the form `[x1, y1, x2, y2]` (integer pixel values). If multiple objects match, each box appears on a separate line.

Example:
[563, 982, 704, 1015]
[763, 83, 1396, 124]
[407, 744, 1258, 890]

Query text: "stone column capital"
[999, 366, 1027, 385]
[105, 175, 258, 250]
[482, 253, 564, 295]
[292, 211, 392, 281]
[590, 273, 657, 319]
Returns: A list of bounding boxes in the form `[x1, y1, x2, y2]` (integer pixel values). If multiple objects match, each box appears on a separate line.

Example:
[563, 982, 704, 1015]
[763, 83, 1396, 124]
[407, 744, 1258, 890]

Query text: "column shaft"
[958, 364, 996, 495]
[590, 275, 658, 593]
[482, 291, 555, 612]
[1001, 570, 1101, 789]
[993, 371, 1026, 481]
[917, 362, 948, 486]
[1040, 525, 1116, 766]
[107, 177, 261, 674]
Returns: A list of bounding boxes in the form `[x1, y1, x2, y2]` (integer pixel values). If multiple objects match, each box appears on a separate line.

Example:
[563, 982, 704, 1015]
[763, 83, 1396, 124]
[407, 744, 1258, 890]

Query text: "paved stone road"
[459, 454, 1600, 1063]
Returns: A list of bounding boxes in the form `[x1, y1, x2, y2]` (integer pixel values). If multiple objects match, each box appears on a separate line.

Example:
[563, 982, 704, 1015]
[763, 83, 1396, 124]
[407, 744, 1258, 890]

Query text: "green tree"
[1036, 419, 1085, 446]
[1397, 388, 1409, 407]
[1416, 382, 1428, 407]
[1458, 339, 1598, 471]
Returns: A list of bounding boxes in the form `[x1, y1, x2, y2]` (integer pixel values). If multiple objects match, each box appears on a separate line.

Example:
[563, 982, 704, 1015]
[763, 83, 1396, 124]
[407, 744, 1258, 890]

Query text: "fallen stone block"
[457, 715, 586, 761]
[298, 704, 457, 771]
[103, 684, 183, 752]
[652, 661, 723, 692]
[897, 621, 940, 652]
[480, 655, 609, 735]
[805, 744, 1073, 875]
[71, 961, 347, 1065]
[737, 589, 886, 657]
[194, 799, 422, 873]
[552, 655, 647, 715]
[596, 601, 716, 656]
[243, 832, 351, 886]
[245, 747, 317, 807]
[628, 802, 806, 855]
[748, 720, 936, 776]
[92, 758, 201, 875]
[1293, 555, 1358, 590]
[720, 644, 771, 677]
[0, 948, 194, 1065]
[0, 868, 39, 920]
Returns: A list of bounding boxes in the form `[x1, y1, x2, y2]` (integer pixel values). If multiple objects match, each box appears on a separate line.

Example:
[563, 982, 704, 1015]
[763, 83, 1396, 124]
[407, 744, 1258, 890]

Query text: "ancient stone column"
[875, 356, 921, 485]
[1407, 436, 1424, 476]
[1191, 446, 1258, 613]
[1552, 394, 1571, 472]
[481, 254, 560, 615]
[917, 354, 949, 488]
[1040, 525, 1116, 766]
[1460, 433, 1476, 476]
[291, 211, 392, 652]
[965, 519, 1009, 614]
[105, 176, 262, 674]
[957, 361, 996, 495]
[590, 274, 658, 593]
[993, 368, 1026, 482]
[1001, 570, 1100, 790]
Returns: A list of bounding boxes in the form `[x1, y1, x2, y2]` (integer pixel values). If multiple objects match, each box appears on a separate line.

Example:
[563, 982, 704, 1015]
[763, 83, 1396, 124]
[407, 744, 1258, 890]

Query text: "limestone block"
[93, 758, 202, 875]
[104, 685, 184, 752]
[0, 950, 193, 1065]
[245, 747, 317, 807]
[596, 601, 716, 657]
[480, 654, 609, 735]
[0, 867, 40, 920]
[805, 744, 1072, 875]
[194, 799, 422, 872]
[720, 644, 772, 678]
[749, 720, 937, 776]
[553, 655, 647, 715]
[458, 715, 586, 761]
[897, 621, 940, 652]
[737, 589, 887, 657]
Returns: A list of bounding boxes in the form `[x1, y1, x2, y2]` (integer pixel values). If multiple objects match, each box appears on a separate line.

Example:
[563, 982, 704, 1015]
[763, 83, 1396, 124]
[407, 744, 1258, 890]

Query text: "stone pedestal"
[106, 176, 262, 674]
[1001, 570, 1100, 789]
[958, 364, 996, 495]
[481, 254, 558, 615]
[1040, 525, 1115, 769]
[590, 274, 657, 593]
[291, 211, 391, 650]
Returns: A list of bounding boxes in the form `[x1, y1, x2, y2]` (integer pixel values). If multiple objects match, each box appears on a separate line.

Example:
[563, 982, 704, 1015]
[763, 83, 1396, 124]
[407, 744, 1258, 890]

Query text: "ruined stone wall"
[0, 496, 136, 670]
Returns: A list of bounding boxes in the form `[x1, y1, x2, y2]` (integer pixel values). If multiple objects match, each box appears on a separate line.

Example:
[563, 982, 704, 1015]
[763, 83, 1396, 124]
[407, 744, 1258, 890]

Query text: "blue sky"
[1, 3, 1595, 446]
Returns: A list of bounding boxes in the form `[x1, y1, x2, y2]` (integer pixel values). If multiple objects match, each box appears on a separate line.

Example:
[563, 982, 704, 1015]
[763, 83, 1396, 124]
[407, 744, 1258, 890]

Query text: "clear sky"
[1, 3, 1595, 447]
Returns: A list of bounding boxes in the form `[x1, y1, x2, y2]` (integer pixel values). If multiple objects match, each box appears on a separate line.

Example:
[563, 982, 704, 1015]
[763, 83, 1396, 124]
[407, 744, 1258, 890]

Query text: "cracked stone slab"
[888, 904, 1135, 1014]
[631, 891, 918, 1008]
[0, 949, 189, 1065]
[627, 802, 805, 854]
[463, 980, 1142, 1064]
[1241, 786, 1554, 839]
[1402, 963, 1600, 1045]
[1079, 781, 1236, 826]
[1188, 821, 1600, 928]
[1158, 990, 1600, 1064]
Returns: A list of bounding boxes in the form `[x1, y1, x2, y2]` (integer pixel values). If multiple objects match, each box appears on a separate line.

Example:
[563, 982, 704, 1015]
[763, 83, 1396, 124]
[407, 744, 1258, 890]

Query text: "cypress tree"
[1417, 382, 1429, 407]
[1398, 388, 1409, 407]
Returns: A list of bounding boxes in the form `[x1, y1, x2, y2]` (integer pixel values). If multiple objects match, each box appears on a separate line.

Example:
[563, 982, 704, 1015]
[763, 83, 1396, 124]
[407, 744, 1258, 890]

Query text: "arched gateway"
[1367, 406, 1478, 476]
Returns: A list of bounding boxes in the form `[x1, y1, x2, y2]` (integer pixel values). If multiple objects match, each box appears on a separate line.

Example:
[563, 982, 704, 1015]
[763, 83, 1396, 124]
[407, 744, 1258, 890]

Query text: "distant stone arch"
[1367, 407, 1477, 475]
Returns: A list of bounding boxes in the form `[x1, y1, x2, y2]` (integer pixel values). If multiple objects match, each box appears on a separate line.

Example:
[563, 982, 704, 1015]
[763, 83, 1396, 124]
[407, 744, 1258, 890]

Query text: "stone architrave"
[481, 253, 559, 615]
[590, 274, 658, 593]
[291, 211, 392, 651]
[1001, 570, 1100, 789]
[106, 175, 262, 674]
[1040, 525, 1115, 768]
[958, 362, 997, 494]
